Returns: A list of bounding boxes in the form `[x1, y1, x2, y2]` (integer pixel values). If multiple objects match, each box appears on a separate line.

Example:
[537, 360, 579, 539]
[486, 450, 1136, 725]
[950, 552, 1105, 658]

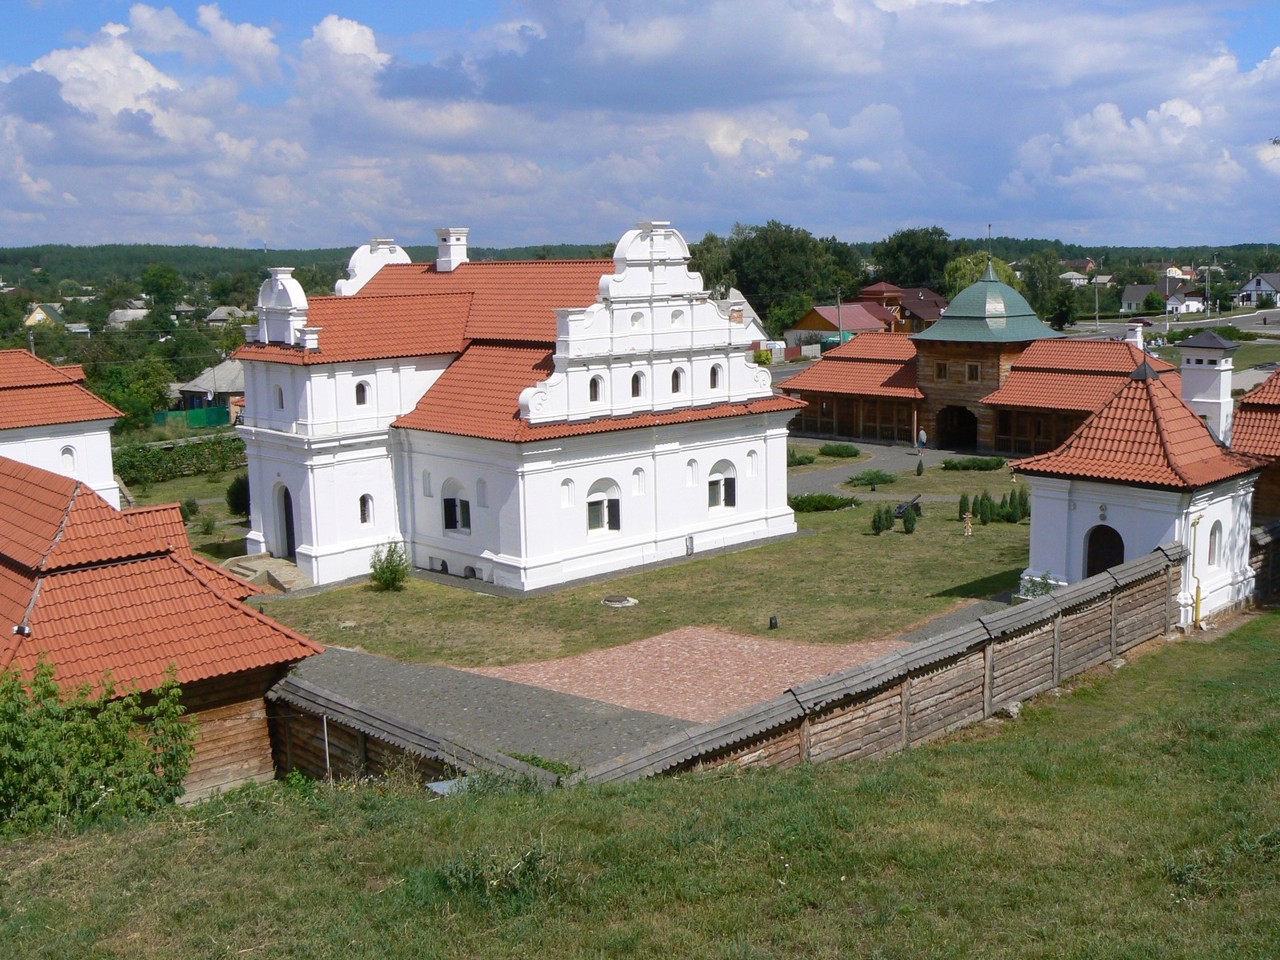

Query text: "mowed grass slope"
[4, 611, 1277, 959]
[257, 502, 1028, 667]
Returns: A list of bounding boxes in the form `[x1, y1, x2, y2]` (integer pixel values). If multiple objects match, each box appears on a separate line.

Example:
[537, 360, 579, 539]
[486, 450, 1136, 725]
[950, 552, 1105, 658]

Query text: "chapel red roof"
[125, 503, 259, 601]
[356, 259, 613, 343]
[1231, 370, 1280, 458]
[392, 345, 804, 442]
[780, 332, 923, 400]
[982, 340, 1180, 413]
[234, 293, 473, 365]
[0, 350, 119, 429]
[1012, 365, 1265, 490]
[0, 458, 319, 692]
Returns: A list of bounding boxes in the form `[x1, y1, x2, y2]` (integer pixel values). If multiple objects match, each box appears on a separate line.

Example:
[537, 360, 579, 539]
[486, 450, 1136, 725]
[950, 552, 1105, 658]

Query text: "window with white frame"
[359, 494, 373, 525]
[274, 385, 284, 410]
[1208, 520, 1222, 566]
[631, 371, 644, 398]
[355, 381, 369, 406]
[710, 364, 723, 390]
[586, 479, 621, 532]
[671, 368, 685, 394]
[707, 460, 737, 509]
[442, 480, 470, 533]
[60, 446, 76, 474]
[589, 375, 604, 403]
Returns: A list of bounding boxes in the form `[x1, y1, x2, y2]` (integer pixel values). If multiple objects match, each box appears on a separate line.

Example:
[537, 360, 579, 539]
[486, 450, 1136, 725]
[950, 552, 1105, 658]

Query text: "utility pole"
[27, 330, 35, 356]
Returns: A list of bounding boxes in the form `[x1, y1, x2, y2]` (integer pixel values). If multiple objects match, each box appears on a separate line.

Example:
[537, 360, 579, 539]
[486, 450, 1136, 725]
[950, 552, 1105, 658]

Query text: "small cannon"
[894, 494, 922, 519]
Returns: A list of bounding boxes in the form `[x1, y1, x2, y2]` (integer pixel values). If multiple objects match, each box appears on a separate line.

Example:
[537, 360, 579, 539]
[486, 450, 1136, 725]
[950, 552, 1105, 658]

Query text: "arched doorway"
[1084, 524, 1123, 578]
[936, 405, 978, 449]
[278, 487, 297, 560]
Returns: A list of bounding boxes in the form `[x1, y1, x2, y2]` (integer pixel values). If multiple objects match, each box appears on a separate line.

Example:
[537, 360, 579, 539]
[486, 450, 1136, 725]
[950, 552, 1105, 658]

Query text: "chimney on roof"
[436, 227, 469, 273]
[1125, 322, 1144, 352]
[1179, 330, 1238, 444]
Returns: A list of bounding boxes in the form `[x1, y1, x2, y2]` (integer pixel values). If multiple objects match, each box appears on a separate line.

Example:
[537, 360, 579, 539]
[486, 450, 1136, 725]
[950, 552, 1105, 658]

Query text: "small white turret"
[436, 228, 469, 272]
[335, 238, 411, 295]
[253, 267, 310, 346]
[1179, 329, 1237, 443]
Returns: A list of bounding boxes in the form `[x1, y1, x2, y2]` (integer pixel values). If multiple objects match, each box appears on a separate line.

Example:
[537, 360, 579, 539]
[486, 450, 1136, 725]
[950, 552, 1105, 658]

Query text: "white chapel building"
[235, 221, 802, 589]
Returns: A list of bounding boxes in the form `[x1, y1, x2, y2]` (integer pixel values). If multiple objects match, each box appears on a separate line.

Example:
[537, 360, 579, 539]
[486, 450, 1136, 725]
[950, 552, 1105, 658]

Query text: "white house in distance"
[235, 221, 802, 589]
[0, 349, 121, 508]
[1013, 359, 1264, 626]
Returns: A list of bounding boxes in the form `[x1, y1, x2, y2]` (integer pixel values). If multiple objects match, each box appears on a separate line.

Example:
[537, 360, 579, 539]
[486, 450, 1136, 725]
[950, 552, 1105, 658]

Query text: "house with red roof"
[0, 457, 321, 800]
[782, 302, 892, 346]
[1231, 369, 1280, 520]
[235, 221, 803, 589]
[0, 349, 122, 507]
[1012, 362, 1265, 625]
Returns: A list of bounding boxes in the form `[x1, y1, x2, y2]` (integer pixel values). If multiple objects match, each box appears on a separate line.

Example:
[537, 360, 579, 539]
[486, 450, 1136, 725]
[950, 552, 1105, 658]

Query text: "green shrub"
[788, 493, 859, 512]
[0, 662, 194, 833]
[180, 497, 200, 522]
[958, 492, 970, 521]
[753, 350, 773, 366]
[226, 472, 251, 518]
[902, 507, 917, 533]
[979, 491, 993, 525]
[941, 456, 1007, 471]
[369, 542, 412, 591]
[114, 434, 246, 487]
[787, 448, 817, 467]
[849, 469, 896, 487]
[198, 515, 217, 536]
[916, 458, 924, 477]
[1017, 485, 1030, 519]
[817, 442, 860, 458]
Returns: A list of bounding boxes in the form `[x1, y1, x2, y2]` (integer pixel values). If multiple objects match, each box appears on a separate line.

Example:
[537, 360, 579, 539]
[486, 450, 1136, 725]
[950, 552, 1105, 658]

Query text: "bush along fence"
[115, 434, 246, 487]
[572, 544, 1189, 785]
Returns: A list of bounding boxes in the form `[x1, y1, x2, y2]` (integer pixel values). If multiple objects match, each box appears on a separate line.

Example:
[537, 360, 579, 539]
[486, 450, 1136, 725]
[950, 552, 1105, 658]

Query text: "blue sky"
[2, 0, 1278, 250]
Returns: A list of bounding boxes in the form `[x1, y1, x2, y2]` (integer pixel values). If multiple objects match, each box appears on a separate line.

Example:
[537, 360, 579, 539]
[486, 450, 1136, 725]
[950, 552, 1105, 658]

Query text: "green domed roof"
[912, 261, 1059, 344]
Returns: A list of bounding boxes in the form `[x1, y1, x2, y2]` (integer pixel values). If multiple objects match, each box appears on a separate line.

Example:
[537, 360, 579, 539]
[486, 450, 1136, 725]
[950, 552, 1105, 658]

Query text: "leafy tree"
[226, 473, 251, 517]
[873, 226, 955, 291]
[1020, 248, 1064, 316]
[767, 293, 814, 338]
[140, 263, 184, 310]
[727, 221, 846, 331]
[943, 253, 1021, 299]
[1047, 285, 1078, 330]
[0, 662, 194, 832]
[689, 232, 736, 299]
[369, 542, 412, 591]
[1142, 290, 1167, 313]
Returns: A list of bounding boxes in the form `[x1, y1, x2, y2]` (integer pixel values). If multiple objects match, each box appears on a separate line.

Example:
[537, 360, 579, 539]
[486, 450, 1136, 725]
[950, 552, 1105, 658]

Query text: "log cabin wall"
[267, 708, 455, 784]
[178, 667, 287, 802]
[577, 545, 1191, 785]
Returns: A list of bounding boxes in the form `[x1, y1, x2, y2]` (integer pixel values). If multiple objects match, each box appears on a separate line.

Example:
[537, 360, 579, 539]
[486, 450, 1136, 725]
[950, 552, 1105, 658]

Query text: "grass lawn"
[258, 501, 1027, 667]
[3, 610, 1276, 958]
[128, 473, 249, 563]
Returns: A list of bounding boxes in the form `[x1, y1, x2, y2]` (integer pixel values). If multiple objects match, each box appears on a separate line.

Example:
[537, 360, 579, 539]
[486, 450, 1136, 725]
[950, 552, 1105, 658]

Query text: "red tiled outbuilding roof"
[125, 503, 260, 602]
[983, 340, 1180, 413]
[0, 349, 120, 429]
[393, 345, 804, 442]
[1232, 370, 1280, 458]
[1012, 365, 1265, 490]
[0, 458, 319, 692]
[780, 332, 923, 400]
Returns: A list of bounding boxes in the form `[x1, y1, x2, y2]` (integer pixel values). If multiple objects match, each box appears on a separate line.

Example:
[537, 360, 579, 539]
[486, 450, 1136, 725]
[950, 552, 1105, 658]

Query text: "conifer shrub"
[818, 442, 860, 458]
[902, 507, 917, 533]
[849, 469, 897, 487]
[787, 448, 817, 467]
[916, 458, 924, 477]
[788, 493, 859, 512]
[226, 472, 251, 517]
[941, 456, 1007, 471]
[958, 492, 970, 521]
[369, 542, 412, 591]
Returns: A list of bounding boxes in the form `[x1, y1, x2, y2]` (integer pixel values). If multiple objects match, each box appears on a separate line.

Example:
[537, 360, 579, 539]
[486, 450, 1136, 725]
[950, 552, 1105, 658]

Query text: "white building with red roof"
[236, 221, 802, 588]
[0, 457, 321, 800]
[0, 349, 122, 508]
[1013, 361, 1265, 625]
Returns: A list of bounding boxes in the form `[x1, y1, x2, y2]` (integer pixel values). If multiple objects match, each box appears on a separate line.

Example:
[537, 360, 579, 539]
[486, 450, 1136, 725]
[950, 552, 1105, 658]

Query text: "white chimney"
[1124, 322, 1144, 351]
[1179, 330, 1237, 444]
[436, 227, 470, 272]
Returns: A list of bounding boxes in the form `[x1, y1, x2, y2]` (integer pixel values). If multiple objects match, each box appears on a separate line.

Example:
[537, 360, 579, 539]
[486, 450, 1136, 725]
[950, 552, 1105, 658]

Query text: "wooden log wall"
[582, 547, 1190, 785]
[1251, 521, 1280, 600]
[178, 667, 282, 803]
[268, 708, 454, 784]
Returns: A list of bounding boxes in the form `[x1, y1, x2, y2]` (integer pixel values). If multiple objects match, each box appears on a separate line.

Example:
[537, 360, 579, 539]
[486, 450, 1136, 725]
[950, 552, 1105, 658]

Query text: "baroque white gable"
[520, 221, 770, 424]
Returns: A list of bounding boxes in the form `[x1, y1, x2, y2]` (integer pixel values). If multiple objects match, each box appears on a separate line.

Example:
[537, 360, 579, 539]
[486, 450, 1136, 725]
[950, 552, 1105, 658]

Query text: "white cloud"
[32, 32, 179, 119]
[196, 5, 282, 83]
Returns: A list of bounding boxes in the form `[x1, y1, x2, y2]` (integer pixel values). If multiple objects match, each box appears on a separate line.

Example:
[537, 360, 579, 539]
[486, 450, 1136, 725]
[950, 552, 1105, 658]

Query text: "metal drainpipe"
[1189, 514, 1204, 625]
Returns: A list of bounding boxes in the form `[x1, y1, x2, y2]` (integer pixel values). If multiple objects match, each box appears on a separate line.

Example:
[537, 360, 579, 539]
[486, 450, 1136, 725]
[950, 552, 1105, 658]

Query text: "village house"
[1234, 273, 1280, 308]
[235, 221, 803, 589]
[855, 281, 948, 333]
[782, 302, 892, 346]
[0, 349, 122, 507]
[0, 457, 321, 801]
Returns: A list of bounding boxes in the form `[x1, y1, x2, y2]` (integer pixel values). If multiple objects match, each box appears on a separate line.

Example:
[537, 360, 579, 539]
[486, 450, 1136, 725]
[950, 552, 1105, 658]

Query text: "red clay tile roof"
[0, 349, 120, 429]
[1232, 370, 1280, 458]
[982, 340, 1179, 412]
[234, 292, 472, 366]
[780, 332, 923, 400]
[1012, 367, 1265, 490]
[0, 458, 318, 693]
[125, 503, 260, 602]
[392, 344, 804, 442]
[356, 259, 613, 343]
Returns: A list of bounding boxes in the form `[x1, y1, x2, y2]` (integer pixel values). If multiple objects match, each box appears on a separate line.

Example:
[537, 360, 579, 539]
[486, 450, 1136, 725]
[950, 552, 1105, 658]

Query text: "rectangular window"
[966, 362, 981, 383]
[708, 479, 722, 508]
[588, 498, 621, 531]
[935, 362, 948, 381]
[443, 498, 471, 532]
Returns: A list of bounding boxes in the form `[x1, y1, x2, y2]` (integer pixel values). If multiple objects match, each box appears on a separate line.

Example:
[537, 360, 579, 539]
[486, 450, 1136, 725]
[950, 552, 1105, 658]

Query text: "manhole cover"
[601, 595, 638, 607]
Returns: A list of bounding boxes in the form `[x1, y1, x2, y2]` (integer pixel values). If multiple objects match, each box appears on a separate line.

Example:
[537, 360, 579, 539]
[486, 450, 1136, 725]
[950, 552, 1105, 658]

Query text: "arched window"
[274, 385, 284, 410]
[632, 467, 646, 496]
[589, 375, 604, 403]
[586, 479, 621, 532]
[746, 450, 759, 477]
[359, 494, 374, 525]
[631, 372, 644, 398]
[1208, 520, 1223, 567]
[710, 364, 723, 390]
[355, 381, 369, 406]
[60, 446, 76, 474]
[686, 459, 699, 485]
[708, 460, 737, 509]
[441, 479, 471, 534]
[561, 478, 575, 508]
[422, 471, 433, 497]
[671, 368, 685, 394]
[476, 478, 488, 509]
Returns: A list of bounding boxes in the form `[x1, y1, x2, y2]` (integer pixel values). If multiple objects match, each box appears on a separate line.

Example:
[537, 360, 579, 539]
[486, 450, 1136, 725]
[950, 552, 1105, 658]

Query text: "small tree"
[369, 541, 411, 591]
[1017, 485, 1030, 519]
[226, 473, 250, 518]
[958, 492, 970, 521]
[916, 458, 924, 477]
[902, 507, 917, 534]
[1142, 290, 1166, 313]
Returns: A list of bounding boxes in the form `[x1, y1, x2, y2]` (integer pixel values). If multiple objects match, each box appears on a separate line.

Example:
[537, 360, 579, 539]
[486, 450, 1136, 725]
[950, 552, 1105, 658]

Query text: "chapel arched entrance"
[1084, 524, 1124, 578]
[278, 487, 297, 561]
[936, 405, 978, 450]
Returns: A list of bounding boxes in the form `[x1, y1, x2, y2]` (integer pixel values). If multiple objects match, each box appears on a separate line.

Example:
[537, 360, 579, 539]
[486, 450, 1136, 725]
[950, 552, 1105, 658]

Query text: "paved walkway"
[787, 438, 966, 501]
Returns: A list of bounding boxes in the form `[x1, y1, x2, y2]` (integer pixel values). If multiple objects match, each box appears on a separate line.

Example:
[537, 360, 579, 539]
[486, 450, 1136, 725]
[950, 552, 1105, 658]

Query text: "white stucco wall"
[399, 411, 796, 590]
[0, 420, 120, 508]
[1020, 473, 1257, 626]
